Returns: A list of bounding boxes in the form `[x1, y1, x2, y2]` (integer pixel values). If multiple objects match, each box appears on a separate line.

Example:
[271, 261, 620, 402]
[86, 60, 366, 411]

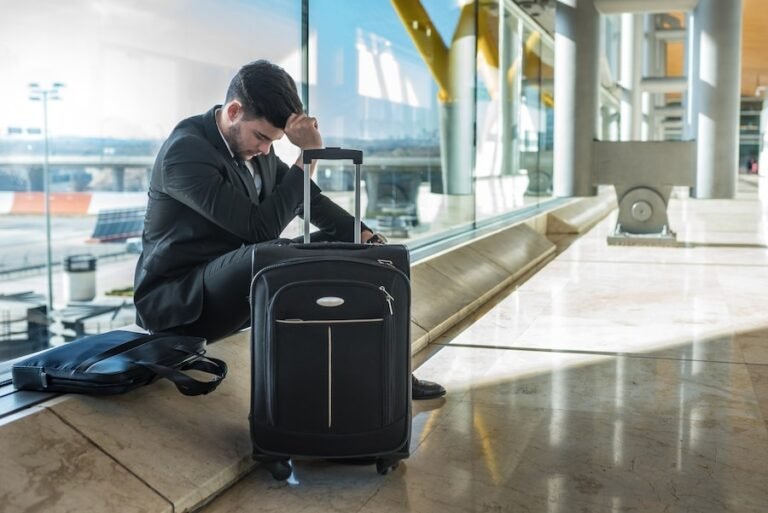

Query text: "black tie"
[234, 159, 260, 203]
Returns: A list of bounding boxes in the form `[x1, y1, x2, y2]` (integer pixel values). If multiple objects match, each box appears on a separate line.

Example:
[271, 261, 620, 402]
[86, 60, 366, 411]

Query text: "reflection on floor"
[199, 176, 768, 513]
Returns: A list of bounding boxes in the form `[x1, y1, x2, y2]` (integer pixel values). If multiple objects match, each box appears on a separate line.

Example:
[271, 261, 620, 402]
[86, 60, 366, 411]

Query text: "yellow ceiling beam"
[390, 0, 451, 100]
[477, 5, 500, 71]
[391, 1, 553, 105]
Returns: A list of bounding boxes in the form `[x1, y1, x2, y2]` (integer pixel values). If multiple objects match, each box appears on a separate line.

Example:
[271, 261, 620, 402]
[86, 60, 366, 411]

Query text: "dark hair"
[225, 60, 303, 129]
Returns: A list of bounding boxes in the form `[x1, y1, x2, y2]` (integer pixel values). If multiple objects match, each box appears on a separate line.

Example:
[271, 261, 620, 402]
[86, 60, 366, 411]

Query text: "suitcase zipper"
[383, 291, 395, 424]
[276, 318, 383, 324]
[41, 376, 145, 391]
[378, 286, 395, 423]
[379, 286, 395, 315]
[252, 256, 409, 291]
[327, 326, 332, 429]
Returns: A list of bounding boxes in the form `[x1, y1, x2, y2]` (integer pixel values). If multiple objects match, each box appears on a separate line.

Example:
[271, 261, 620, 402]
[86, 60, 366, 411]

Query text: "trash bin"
[63, 254, 97, 302]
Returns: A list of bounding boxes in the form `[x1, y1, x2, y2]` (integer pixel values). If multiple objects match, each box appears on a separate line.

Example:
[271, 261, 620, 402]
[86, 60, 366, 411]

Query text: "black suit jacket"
[134, 106, 360, 332]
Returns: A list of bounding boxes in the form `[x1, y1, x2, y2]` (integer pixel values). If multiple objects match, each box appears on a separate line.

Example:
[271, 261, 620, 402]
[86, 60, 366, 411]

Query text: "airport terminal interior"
[2, 0, 768, 511]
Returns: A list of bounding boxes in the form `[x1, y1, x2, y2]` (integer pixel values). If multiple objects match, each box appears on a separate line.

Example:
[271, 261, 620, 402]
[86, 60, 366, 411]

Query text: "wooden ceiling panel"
[663, 1, 766, 97]
[742, 0, 768, 96]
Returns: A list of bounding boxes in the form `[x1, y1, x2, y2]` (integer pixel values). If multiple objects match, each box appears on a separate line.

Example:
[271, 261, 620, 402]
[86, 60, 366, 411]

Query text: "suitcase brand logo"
[316, 296, 345, 307]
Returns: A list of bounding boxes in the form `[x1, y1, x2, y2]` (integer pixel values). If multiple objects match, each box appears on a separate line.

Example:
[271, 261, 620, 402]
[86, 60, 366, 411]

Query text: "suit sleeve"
[162, 135, 307, 243]
[308, 194, 367, 242]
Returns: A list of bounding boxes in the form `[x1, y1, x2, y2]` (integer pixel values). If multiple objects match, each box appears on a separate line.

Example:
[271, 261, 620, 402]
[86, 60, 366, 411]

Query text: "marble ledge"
[0, 407, 172, 513]
[0, 195, 617, 513]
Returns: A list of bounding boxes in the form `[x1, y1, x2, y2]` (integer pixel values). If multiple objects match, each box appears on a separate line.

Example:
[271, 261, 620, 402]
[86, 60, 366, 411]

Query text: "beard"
[227, 124, 251, 160]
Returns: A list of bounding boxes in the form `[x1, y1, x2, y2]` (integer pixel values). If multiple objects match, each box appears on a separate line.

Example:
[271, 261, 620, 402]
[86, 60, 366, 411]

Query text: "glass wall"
[599, 14, 621, 142]
[0, 0, 302, 362]
[299, 0, 476, 241]
[0, 0, 556, 365]
[473, 4, 555, 223]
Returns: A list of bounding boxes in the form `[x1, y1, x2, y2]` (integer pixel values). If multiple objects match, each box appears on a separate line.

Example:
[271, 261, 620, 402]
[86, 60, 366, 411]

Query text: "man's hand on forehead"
[285, 113, 322, 150]
[286, 113, 318, 129]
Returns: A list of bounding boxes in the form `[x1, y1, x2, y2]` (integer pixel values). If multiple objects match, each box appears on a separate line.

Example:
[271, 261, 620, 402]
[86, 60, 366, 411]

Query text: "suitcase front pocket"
[273, 318, 387, 434]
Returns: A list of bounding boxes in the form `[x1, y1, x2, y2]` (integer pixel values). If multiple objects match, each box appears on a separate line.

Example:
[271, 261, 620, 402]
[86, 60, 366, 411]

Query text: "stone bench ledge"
[0, 195, 615, 513]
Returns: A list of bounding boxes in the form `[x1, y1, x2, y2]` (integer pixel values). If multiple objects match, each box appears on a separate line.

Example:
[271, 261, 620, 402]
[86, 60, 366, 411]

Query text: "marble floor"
[199, 176, 768, 513]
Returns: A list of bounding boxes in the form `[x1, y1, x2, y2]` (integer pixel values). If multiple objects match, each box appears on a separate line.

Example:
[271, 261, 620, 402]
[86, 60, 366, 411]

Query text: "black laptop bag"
[12, 330, 227, 396]
[249, 148, 411, 480]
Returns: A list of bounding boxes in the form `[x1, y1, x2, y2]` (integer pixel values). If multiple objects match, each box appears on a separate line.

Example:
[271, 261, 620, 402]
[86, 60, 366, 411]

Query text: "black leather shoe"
[412, 375, 446, 400]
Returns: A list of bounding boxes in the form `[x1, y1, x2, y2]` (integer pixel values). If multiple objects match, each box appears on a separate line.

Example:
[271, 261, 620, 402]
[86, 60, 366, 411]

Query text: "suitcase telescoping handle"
[302, 147, 364, 244]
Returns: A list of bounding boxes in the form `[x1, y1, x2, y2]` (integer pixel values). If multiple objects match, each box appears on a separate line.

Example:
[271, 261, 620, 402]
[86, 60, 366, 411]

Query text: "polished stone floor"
[200, 177, 768, 513]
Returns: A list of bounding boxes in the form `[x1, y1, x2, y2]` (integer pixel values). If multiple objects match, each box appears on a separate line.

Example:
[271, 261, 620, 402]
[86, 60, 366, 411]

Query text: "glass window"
[474, 5, 556, 224]
[0, 0, 301, 363]
[475, 4, 521, 221]
[0, 0, 557, 367]
[516, 23, 555, 201]
[304, 0, 475, 242]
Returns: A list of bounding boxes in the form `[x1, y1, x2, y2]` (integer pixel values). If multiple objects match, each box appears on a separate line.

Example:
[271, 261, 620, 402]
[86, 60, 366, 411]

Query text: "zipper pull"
[379, 286, 395, 315]
[377, 259, 394, 267]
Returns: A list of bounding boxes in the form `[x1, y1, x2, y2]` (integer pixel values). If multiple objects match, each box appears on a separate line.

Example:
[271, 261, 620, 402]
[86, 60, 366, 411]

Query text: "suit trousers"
[168, 232, 336, 342]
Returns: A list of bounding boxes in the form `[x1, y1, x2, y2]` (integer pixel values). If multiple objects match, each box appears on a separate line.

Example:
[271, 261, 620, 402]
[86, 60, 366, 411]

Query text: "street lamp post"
[28, 82, 64, 317]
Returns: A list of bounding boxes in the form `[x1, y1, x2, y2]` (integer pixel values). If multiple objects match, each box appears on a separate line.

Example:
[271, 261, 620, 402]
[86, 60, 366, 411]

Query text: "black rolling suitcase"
[249, 148, 411, 480]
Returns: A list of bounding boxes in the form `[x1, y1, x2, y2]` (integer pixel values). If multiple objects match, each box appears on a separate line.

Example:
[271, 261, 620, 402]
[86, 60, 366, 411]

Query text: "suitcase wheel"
[264, 458, 293, 481]
[376, 457, 400, 476]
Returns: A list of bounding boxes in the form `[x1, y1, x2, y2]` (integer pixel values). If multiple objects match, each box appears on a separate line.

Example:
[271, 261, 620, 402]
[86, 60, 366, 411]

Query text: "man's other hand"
[285, 113, 323, 150]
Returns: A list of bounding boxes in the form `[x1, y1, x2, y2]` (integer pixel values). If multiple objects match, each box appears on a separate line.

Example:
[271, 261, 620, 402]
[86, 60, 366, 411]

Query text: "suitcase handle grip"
[302, 147, 363, 164]
[303, 147, 363, 244]
[292, 242, 369, 250]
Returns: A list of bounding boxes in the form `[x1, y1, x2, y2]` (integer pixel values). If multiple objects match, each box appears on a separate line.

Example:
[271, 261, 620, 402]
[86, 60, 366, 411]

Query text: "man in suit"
[134, 60, 445, 400]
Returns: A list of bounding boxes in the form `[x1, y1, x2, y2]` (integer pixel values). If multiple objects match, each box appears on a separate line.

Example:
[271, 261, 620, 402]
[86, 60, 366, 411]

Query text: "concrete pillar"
[554, 0, 600, 197]
[499, 11, 522, 177]
[111, 167, 125, 192]
[630, 14, 645, 140]
[759, 100, 768, 177]
[619, 13, 634, 140]
[71, 167, 91, 192]
[667, 11, 690, 142]
[439, 4, 476, 195]
[683, 11, 695, 141]
[618, 13, 644, 141]
[689, 0, 742, 198]
[646, 14, 659, 141]
[27, 166, 44, 191]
